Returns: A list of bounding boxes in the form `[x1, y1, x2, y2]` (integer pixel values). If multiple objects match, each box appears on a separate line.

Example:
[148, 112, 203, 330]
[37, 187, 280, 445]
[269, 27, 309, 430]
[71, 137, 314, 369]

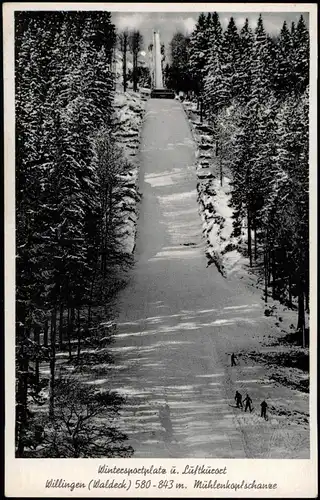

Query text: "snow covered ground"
[30, 97, 309, 460]
[31, 98, 309, 459]
[183, 99, 310, 413]
[112, 90, 147, 254]
[183, 101, 247, 278]
[32, 99, 309, 459]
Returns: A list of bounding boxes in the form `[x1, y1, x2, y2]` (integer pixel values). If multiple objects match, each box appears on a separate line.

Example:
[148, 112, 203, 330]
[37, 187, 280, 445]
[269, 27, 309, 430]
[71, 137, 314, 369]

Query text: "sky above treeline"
[111, 11, 309, 50]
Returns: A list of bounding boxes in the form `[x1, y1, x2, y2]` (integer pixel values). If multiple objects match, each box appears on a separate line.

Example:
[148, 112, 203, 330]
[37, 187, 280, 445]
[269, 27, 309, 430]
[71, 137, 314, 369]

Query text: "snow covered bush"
[34, 374, 133, 458]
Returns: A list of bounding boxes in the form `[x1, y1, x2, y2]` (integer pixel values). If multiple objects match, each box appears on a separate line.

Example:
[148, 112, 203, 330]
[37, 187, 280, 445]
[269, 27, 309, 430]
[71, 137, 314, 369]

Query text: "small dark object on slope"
[243, 394, 253, 413]
[261, 400, 268, 420]
[231, 353, 237, 366]
[264, 305, 277, 317]
[235, 391, 243, 409]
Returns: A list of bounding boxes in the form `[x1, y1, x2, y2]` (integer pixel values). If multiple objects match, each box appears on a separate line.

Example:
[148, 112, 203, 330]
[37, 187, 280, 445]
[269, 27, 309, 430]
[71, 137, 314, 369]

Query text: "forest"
[15, 11, 141, 458]
[15, 10, 310, 458]
[167, 13, 309, 345]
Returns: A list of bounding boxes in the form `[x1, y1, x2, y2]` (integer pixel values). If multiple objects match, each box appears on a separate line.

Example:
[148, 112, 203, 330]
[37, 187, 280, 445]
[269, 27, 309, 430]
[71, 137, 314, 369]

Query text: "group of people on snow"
[231, 353, 269, 421]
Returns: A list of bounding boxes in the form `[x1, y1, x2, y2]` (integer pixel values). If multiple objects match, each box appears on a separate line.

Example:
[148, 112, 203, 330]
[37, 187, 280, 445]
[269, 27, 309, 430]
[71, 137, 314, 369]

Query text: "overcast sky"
[111, 11, 309, 51]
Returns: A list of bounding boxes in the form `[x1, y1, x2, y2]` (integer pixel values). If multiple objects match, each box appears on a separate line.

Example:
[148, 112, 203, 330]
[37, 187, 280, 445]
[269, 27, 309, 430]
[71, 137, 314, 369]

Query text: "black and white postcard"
[4, 2, 318, 497]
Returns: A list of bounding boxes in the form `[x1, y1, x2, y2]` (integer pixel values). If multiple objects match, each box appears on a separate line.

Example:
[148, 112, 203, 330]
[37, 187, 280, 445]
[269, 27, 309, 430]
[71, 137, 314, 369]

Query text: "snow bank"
[112, 91, 146, 254]
[198, 177, 247, 277]
[183, 100, 246, 278]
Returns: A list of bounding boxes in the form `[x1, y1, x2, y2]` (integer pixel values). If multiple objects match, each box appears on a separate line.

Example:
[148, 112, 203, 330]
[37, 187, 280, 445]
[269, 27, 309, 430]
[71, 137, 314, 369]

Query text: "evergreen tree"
[15, 15, 61, 455]
[207, 11, 223, 49]
[203, 51, 229, 120]
[203, 12, 224, 117]
[167, 32, 192, 93]
[292, 15, 309, 94]
[198, 11, 309, 341]
[228, 104, 257, 265]
[220, 17, 241, 102]
[238, 18, 254, 104]
[15, 10, 122, 456]
[188, 13, 211, 96]
[262, 91, 309, 339]
[248, 94, 279, 260]
[119, 30, 129, 92]
[251, 14, 272, 103]
[274, 21, 294, 97]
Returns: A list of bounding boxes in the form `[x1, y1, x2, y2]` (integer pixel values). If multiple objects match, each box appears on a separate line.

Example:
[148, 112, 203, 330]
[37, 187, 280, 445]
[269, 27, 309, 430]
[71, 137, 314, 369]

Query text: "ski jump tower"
[150, 31, 175, 99]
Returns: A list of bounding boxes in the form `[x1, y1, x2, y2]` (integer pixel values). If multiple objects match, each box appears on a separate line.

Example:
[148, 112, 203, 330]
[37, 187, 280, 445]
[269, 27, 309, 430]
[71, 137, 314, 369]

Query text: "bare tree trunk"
[254, 226, 258, 261]
[108, 185, 113, 229]
[88, 278, 94, 327]
[16, 313, 28, 457]
[101, 245, 105, 277]
[87, 304, 92, 329]
[67, 307, 72, 360]
[76, 308, 81, 363]
[220, 153, 223, 187]
[59, 304, 63, 350]
[88, 269, 97, 328]
[200, 99, 203, 123]
[298, 292, 306, 347]
[34, 325, 40, 386]
[49, 308, 57, 420]
[71, 306, 75, 332]
[264, 249, 268, 303]
[268, 249, 272, 286]
[123, 46, 127, 92]
[100, 196, 106, 277]
[43, 319, 48, 347]
[120, 31, 128, 92]
[133, 53, 138, 92]
[16, 349, 28, 457]
[133, 54, 136, 92]
[272, 251, 277, 299]
[247, 209, 252, 267]
[288, 273, 292, 307]
[297, 275, 306, 347]
[305, 286, 309, 313]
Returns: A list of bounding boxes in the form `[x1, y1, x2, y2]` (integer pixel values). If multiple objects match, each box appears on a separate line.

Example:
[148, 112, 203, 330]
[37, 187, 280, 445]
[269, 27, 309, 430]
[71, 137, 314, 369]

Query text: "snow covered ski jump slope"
[109, 98, 309, 459]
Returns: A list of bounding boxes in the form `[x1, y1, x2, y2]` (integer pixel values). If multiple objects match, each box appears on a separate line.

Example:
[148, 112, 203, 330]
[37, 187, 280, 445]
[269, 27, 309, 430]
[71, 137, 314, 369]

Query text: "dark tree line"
[176, 13, 309, 344]
[15, 11, 133, 457]
[118, 29, 145, 92]
[165, 32, 193, 93]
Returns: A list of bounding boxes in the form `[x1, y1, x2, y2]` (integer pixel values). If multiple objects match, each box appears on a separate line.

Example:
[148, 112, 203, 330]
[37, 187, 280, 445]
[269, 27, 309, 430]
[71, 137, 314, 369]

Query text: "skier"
[235, 391, 243, 409]
[243, 394, 253, 412]
[261, 400, 268, 420]
[231, 353, 237, 366]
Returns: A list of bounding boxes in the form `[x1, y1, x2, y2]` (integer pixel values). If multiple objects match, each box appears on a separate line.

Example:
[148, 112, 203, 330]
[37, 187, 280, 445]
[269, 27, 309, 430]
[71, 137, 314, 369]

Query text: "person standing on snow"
[261, 400, 268, 420]
[243, 394, 253, 412]
[231, 353, 237, 366]
[235, 391, 243, 409]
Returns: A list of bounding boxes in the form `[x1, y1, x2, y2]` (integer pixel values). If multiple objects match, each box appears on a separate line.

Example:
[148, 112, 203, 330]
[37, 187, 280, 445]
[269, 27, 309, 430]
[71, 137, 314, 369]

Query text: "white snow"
[112, 90, 146, 253]
[197, 175, 247, 277]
